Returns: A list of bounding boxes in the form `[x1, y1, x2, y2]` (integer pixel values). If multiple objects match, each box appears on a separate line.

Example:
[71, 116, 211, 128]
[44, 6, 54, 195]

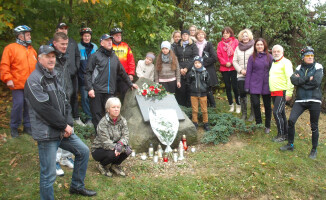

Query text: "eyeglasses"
[304, 55, 314, 58]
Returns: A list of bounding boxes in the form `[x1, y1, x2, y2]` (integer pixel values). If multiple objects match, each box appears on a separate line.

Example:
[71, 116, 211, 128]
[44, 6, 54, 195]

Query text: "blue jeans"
[11, 89, 30, 129]
[80, 85, 92, 121]
[37, 133, 89, 200]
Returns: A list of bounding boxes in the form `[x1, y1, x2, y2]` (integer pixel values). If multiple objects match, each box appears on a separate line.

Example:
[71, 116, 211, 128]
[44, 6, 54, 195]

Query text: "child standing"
[154, 41, 181, 93]
[136, 52, 155, 81]
[187, 56, 210, 131]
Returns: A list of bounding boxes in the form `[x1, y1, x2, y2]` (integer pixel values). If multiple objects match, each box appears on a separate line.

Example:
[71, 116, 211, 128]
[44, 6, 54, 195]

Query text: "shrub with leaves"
[74, 124, 96, 141]
[202, 113, 263, 145]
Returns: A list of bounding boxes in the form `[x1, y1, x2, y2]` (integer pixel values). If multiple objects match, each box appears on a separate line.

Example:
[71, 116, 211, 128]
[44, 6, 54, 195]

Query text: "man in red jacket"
[0, 25, 37, 137]
[110, 28, 135, 103]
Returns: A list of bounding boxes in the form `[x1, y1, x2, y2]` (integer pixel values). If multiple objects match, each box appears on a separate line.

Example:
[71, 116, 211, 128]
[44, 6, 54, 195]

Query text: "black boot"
[207, 91, 216, 108]
[240, 97, 247, 120]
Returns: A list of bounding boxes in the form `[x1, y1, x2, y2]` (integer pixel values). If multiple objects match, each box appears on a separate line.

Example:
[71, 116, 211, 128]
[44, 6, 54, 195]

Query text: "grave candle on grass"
[141, 152, 147, 160]
[131, 150, 136, 157]
[157, 144, 163, 158]
[163, 153, 168, 162]
[182, 135, 188, 151]
[173, 149, 178, 162]
[153, 151, 158, 163]
[148, 143, 154, 158]
[178, 141, 184, 160]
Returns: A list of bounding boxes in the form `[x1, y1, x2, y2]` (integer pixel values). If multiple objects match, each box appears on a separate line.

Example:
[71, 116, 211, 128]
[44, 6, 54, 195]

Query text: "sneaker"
[280, 143, 294, 151]
[229, 103, 235, 112]
[110, 164, 126, 176]
[74, 118, 85, 126]
[10, 128, 19, 138]
[60, 157, 74, 169]
[96, 162, 112, 177]
[85, 120, 93, 127]
[235, 104, 241, 114]
[56, 162, 64, 176]
[23, 127, 32, 135]
[265, 128, 270, 134]
[203, 123, 210, 131]
[273, 136, 286, 143]
[193, 122, 198, 129]
[309, 149, 317, 159]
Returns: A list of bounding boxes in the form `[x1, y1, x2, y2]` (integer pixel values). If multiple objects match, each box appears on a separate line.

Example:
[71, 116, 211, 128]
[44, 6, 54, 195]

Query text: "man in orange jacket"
[110, 28, 135, 103]
[0, 25, 37, 137]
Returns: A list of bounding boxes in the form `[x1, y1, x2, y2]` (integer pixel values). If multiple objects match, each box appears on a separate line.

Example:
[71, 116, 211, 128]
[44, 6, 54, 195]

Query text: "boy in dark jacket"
[187, 56, 210, 131]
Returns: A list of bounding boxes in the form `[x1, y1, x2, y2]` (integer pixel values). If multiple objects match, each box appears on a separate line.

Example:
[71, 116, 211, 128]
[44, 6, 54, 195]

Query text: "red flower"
[142, 89, 147, 96]
[154, 88, 159, 94]
[149, 86, 155, 91]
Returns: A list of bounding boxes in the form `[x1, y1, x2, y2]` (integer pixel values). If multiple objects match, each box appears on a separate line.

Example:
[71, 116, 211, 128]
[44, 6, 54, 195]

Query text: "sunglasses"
[304, 55, 314, 58]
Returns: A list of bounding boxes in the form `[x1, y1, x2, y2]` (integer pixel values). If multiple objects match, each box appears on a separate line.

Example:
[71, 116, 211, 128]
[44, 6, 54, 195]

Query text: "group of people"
[0, 22, 323, 199]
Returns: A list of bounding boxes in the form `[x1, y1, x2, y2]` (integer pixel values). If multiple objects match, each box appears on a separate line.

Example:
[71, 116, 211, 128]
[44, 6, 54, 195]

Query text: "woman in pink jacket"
[217, 27, 239, 112]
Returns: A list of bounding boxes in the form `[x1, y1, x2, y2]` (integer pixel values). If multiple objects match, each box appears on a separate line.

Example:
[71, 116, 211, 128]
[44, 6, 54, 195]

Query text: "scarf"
[99, 46, 112, 57]
[16, 38, 29, 47]
[301, 61, 315, 71]
[238, 39, 254, 51]
[182, 40, 189, 48]
[222, 37, 234, 57]
[196, 39, 207, 57]
[81, 40, 94, 59]
[195, 66, 204, 72]
[162, 53, 170, 63]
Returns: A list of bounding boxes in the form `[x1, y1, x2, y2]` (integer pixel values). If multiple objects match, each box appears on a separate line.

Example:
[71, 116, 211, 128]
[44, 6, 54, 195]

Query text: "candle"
[191, 146, 196, 152]
[182, 135, 188, 151]
[157, 144, 163, 158]
[140, 152, 147, 160]
[178, 141, 184, 160]
[131, 150, 136, 157]
[153, 151, 158, 163]
[173, 149, 178, 162]
[148, 143, 154, 158]
[163, 153, 168, 162]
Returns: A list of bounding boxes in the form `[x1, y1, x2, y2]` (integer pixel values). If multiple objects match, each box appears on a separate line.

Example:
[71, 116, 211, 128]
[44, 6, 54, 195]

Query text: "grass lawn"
[0, 96, 326, 199]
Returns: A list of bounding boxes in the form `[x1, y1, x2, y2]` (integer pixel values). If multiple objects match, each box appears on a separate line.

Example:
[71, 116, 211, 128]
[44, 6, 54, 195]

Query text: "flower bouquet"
[137, 83, 168, 100]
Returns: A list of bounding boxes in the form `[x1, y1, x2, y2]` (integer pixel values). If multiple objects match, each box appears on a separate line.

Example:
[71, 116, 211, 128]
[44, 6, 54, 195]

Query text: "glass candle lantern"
[148, 143, 154, 158]
[163, 153, 168, 162]
[153, 151, 158, 163]
[131, 150, 136, 157]
[182, 135, 188, 151]
[173, 149, 178, 162]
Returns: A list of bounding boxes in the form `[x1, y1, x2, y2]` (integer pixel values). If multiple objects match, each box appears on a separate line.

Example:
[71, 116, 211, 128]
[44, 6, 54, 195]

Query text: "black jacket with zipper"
[85, 46, 132, 94]
[187, 67, 210, 97]
[24, 62, 73, 142]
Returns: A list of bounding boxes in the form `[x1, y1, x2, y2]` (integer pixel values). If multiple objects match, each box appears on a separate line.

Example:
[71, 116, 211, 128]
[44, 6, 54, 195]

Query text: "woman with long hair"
[245, 38, 273, 133]
[217, 27, 239, 112]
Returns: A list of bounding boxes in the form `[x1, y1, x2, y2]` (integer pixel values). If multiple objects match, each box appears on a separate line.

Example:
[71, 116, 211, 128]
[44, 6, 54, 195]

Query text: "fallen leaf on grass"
[9, 157, 16, 165]
[64, 183, 69, 189]
[16, 177, 21, 181]
[58, 183, 62, 189]
[12, 163, 18, 168]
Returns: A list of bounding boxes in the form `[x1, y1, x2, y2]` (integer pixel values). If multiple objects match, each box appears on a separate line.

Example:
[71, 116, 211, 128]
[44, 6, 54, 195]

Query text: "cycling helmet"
[80, 27, 93, 36]
[110, 27, 123, 35]
[13, 25, 32, 36]
[300, 46, 314, 59]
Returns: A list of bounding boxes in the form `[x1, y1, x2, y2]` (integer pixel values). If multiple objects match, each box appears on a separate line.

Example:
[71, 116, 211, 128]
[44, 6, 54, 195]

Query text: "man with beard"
[24, 45, 96, 199]
[280, 47, 323, 159]
[269, 45, 294, 142]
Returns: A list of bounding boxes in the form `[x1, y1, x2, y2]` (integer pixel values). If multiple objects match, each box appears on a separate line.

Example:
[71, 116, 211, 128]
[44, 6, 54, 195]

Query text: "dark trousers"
[272, 95, 288, 136]
[92, 148, 128, 166]
[288, 102, 321, 149]
[11, 90, 30, 129]
[176, 77, 190, 107]
[251, 94, 271, 128]
[237, 80, 247, 98]
[116, 77, 130, 104]
[90, 93, 114, 131]
[221, 71, 239, 105]
[70, 75, 79, 119]
[160, 80, 176, 94]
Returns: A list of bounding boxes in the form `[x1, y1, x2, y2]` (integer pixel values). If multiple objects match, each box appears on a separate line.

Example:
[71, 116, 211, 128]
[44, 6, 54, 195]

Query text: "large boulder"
[121, 78, 197, 153]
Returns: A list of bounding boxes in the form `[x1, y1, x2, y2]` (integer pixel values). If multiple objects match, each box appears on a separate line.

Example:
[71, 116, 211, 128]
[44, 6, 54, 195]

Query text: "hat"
[301, 46, 314, 59]
[38, 45, 55, 55]
[100, 34, 113, 42]
[194, 56, 203, 64]
[181, 30, 190, 35]
[161, 41, 171, 50]
[56, 22, 68, 29]
[146, 52, 155, 61]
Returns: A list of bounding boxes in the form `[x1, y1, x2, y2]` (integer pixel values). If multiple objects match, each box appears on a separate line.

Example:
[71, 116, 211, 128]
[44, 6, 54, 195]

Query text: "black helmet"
[13, 25, 32, 36]
[80, 27, 93, 36]
[301, 46, 314, 59]
[110, 27, 122, 35]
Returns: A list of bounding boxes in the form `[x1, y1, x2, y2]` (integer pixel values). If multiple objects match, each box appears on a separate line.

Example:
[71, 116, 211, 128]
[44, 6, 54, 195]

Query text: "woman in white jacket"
[233, 29, 255, 119]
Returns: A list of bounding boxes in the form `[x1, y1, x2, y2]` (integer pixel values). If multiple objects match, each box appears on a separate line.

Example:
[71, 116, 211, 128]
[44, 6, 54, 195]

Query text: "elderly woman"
[171, 30, 181, 53]
[217, 27, 239, 112]
[245, 38, 273, 134]
[233, 29, 255, 118]
[174, 29, 199, 107]
[195, 29, 218, 107]
[91, 97, 131, 177]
